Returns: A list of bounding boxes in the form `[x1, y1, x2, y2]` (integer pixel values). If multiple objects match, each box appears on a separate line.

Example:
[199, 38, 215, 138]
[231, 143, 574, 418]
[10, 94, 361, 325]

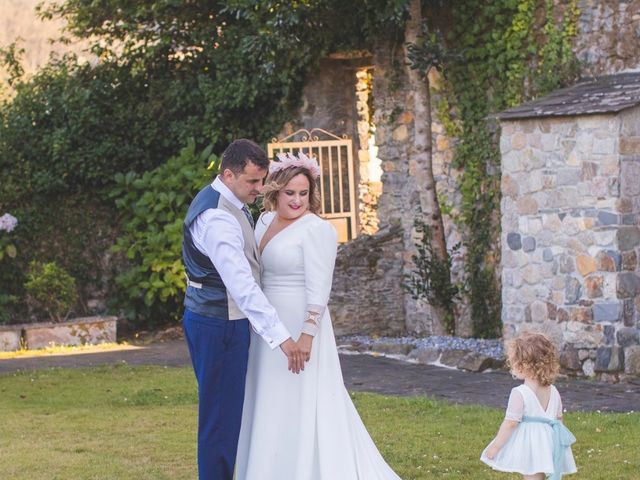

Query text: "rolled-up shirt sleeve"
[192, 208, 290, 348]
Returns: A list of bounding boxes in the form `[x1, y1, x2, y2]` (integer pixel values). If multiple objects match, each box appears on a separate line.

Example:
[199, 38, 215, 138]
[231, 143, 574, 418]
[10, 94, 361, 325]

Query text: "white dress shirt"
[190, 177, 291, 349]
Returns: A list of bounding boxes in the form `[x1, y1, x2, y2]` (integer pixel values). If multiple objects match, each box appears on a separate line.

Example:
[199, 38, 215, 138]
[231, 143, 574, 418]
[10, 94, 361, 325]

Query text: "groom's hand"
[280, 338, 305, 374]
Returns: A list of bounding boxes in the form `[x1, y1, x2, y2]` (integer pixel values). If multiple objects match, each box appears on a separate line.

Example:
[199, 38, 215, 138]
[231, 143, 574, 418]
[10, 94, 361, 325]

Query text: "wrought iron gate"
[267, 128, 357, 242]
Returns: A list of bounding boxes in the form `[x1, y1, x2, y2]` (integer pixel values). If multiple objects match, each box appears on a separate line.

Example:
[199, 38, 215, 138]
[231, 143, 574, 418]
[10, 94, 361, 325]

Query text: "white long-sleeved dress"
[235, 212, 401, 480]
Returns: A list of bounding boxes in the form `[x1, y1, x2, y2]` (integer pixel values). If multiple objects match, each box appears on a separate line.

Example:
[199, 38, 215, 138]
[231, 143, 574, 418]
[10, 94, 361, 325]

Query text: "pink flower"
[270, 151, 321, 178]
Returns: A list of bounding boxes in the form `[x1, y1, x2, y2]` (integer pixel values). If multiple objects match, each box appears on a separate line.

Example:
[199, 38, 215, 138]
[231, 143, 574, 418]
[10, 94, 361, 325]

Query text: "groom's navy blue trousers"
[183, 309, 250, 480]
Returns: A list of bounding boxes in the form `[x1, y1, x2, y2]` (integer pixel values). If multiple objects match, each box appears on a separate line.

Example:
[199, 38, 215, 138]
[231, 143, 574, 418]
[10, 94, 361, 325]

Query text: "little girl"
[480, 331, 577, 480]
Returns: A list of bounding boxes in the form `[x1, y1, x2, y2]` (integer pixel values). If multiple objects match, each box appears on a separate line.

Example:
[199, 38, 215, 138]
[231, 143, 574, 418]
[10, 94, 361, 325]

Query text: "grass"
[0, 365, 638, 479]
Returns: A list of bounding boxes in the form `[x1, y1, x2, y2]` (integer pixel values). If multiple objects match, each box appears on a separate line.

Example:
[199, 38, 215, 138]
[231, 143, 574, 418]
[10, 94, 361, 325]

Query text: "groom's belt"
[185, 274, 223, 289]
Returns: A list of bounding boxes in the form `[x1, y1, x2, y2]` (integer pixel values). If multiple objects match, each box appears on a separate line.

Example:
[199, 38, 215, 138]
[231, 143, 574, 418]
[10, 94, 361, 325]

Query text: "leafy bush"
[25, 261, 78, 322]
[110, 139, 219, 322]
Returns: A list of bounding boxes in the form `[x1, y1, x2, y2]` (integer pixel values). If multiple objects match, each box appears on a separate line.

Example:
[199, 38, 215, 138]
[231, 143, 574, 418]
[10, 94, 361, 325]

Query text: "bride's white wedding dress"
[235, 212, 401, 480]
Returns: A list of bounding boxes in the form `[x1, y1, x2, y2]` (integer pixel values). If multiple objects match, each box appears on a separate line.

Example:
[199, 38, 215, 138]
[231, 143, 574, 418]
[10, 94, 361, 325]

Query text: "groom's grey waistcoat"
[182, 184, 260, 320]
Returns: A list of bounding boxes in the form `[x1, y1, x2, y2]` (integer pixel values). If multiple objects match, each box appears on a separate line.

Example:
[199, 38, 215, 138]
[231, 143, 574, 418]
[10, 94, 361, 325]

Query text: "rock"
[595, 346, 624, 372]
[0, 327, 21, 352]
[582, 358, 595, 377]
[152, 326, 184, 342]
[597, 211, 618, 226]
[617, 273, 640, 298]
[596, 251, 620, 272]
[457, 352, 494, 371]
[603, 325, 615, 345]
[570, 307, 593, 323]
[373, 342, 413, 356]
[617, 227, 640, 251]
[576, 255, 598, 276]
[516, 196, 539, 215]
[585, 275, 604, 297]
[565, 277, 582, 304]
[616, 327, 639, 347]
[559, 255, 575, 274]
[593, 303, 621, 322]
[507, 232, 522, 250]
[23, 316, 117, 349]
[392, 125, 408, 142]
[560, 345, 582, 370]
[622, 299, 636, 327]
[439, 349, 470, 368]
[522, 236, 536, 252]
[337, 342, 370, 353]
[621, 251, 637, 271]
[624, 346, 640, 375]
[408, 347, 441, 364]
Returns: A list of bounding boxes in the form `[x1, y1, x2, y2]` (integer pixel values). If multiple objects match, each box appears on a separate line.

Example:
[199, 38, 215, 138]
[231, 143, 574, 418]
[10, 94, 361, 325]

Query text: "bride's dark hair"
[261, 166, 321, 214]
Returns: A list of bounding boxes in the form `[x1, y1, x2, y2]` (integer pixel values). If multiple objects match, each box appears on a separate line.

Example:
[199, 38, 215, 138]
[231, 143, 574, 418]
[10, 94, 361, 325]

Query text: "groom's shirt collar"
[212, 176, 244, 210]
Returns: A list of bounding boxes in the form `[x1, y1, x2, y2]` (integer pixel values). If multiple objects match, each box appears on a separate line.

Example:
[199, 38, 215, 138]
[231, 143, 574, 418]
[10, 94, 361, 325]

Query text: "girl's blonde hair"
[261, 166, 321, 214]
[506, 332, 560, 386]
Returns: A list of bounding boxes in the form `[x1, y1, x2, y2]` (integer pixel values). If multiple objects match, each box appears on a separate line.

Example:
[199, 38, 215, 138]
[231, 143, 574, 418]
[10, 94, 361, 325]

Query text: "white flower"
[0, 213, 18, 233]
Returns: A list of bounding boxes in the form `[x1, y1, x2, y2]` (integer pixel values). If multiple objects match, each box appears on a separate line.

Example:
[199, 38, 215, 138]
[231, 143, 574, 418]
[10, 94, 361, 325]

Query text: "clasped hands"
[280, 333, 314, 374]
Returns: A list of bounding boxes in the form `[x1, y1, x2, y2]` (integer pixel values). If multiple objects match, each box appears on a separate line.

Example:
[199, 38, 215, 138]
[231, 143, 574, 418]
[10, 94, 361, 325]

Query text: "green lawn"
[0, 365, 638, 479]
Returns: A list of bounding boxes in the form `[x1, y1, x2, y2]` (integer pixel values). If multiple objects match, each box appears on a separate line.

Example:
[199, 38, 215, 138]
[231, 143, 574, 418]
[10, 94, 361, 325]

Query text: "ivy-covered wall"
[322, 0, 639, 338]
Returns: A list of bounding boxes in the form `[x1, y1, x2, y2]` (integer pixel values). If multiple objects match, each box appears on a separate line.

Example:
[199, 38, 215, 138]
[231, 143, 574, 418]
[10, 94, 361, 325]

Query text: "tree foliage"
[109, 139, 219, 321]
[0, 0, 411, 324]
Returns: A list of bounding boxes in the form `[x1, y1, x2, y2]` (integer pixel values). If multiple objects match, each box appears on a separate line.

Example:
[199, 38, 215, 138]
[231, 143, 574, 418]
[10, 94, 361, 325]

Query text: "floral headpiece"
[269, 151, 320, 178]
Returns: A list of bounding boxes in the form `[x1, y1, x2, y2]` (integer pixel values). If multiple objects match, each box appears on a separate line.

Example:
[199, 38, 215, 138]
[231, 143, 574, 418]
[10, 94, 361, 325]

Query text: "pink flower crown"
[269, 151, 321, 178]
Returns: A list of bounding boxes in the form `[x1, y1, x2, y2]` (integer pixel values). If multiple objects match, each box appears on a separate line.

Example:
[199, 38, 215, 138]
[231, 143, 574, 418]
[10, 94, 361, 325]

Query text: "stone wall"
[500, 110, 640, 379]
[279, 56, 369, 141]
[574, 0, 640, 75]
[372, 44, 469, 335]
[330, 226, 406, 336]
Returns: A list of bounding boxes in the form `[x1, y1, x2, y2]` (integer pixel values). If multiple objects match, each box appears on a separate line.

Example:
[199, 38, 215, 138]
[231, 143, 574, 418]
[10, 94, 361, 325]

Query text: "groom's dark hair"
[220, 139, 269, 175]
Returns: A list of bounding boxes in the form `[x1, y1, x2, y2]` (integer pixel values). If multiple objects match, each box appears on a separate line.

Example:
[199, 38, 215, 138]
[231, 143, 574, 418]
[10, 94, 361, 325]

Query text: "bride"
[235, 152, 402, 480]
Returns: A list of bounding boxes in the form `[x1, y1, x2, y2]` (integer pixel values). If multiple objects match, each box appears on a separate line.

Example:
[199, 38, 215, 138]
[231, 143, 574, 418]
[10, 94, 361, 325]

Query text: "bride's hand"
[280, 338, 305, 374]
[296, 333, 314, 362]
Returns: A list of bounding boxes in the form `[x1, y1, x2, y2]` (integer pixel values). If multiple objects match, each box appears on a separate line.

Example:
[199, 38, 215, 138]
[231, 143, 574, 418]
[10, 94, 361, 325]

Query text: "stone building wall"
[371, 44, 435, 335]
[500, 110, 640, 379]
[279, 57, 365, 140]
[371, 46, 469, 335]
[574, 0, 640, 75]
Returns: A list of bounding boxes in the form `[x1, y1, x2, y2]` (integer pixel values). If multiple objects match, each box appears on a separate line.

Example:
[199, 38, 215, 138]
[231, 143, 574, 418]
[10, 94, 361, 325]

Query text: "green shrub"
[110, 139, 219, 323]
[24, 261, 78, 322]
[0, 293, 18, 324]
[405, 219, 461, 335]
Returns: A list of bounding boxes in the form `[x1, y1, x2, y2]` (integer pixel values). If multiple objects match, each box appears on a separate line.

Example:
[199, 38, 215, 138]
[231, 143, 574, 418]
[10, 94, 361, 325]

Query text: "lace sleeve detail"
[505, 388, 524, 422]
[300, 304, 325, 336]
[300, 220, 337, 337]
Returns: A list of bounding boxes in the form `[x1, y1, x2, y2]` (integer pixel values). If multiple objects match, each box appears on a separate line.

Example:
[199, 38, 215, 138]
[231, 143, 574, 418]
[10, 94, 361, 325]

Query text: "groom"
[182, 139, 305, 480]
